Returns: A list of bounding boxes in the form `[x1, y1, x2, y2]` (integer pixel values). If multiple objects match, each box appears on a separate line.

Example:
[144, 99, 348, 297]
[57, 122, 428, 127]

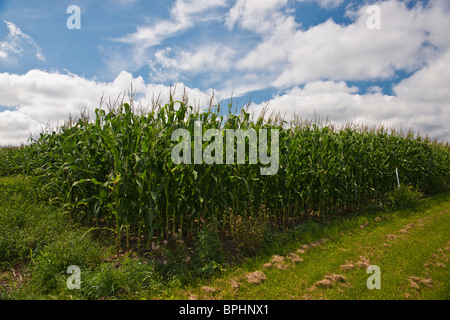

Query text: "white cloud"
[106, 0, 229, 74]
[0, 111, 42, 146]
[0, 20, 46, 63]
[116, 0, 228, 47]
[225, 0, 290, 33]
[248, 49, 450, 142]
[235, 0, 436, 89]
[0, 70, 214, 145]
[393, 50, 450, 105]
[149, 44, 236, 82]
[416, 0, 450, 52]
[2, 0, 450, 145]
[105, 0, 450, 95]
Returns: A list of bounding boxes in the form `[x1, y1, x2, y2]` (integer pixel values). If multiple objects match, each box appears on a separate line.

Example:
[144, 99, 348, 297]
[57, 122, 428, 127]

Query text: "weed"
[27, 230, 103, 294]
[194, 221, 225, 277]
[229, 205, 269, 255]
[2, 94, 447, 255]
[81, 257, 163, 299]
[384, 185, 423, 210]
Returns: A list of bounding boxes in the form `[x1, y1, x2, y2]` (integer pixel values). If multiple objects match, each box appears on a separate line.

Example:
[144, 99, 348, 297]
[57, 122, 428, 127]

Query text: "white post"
[395, 167, 400, 188]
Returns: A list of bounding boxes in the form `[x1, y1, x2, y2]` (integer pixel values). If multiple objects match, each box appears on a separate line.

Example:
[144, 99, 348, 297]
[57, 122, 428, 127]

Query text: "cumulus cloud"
[149, 45, 236, 82]
[105, 0, 229, 74]
[0, 20, 46, 63]
[0, 70, 214, 145]
[235, 0, 435, 89]
[115, 0, 228, 47]
[248, 49, 450, 142]
[110, 0, 450, 93]
[141, 0, 450, 97]
[2, 0, 450, 144]
[225, 0, 290, 33]
[415, 0, 450, 51]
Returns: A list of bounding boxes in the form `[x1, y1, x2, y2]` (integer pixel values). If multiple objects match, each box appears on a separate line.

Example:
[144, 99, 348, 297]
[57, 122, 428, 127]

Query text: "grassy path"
[169, 193, 450, 300]
[1, 175, 449, 300]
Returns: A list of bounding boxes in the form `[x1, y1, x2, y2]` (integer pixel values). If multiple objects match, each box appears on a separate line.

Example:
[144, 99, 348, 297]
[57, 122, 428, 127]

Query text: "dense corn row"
[2, 99, 449, 253]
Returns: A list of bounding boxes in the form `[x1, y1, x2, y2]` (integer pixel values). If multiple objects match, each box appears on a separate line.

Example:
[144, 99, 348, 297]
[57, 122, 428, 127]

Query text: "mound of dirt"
[287, 253, 303, 263]
[408, 276, 433, 289]
[356, 256, 370, 268]
[202, 286, 218, 294]
[311, 273, 350, 291]
[340, 264, 355, 271]
[246, 271, 267, 284]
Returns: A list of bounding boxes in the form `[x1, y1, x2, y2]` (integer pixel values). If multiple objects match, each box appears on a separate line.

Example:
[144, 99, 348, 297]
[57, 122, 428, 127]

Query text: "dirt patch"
[313, 279, 333, 288]
[423, 245, 449, 269]
[287, 253, 303, 263]
[305, 238, 328, 249]
[408, 245, 446, 294]
[271, 255, 285, 263]
[246, 271, 267, 284]
[311, 274, 350, 291]
[357, 256, 371, 268]
[263, 255, 289, 269]
[340, 264, 355, 271]
[264, 252, 304, 269]
[408, 278, 420, 290]
[309, 241, 319, 248]
[326, 274, 349, 284]
[276, 263, 290, 270]
[408, 276, 433, 289]
[374, 217, 382, 222]
[417, 219, 426, 227]
[399, 229, 409, 234]
[230, 279, 240, 290]
[387, 234, 398, 240]
[202, 286, 218, 294]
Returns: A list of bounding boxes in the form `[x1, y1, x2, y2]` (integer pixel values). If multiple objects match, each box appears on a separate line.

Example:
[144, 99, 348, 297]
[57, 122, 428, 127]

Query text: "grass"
[1, 94, 448, 302]
[164, 193, 450, 300]
[11, 97, 448, 256]
[0, 175, 63, 270]
[0, 175, 170, 299]
[0, 175, 449, 300]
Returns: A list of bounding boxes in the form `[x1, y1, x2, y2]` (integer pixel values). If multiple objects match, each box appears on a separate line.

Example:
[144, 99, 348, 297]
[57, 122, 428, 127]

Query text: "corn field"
[2, 96, 449, 254]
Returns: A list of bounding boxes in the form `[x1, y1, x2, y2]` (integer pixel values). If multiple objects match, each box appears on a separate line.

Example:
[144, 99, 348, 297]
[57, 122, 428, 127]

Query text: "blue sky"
[0, 0, 449, 145]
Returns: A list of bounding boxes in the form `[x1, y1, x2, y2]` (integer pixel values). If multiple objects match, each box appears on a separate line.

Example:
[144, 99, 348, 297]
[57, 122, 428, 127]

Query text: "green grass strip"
[171, 193, 450, 300]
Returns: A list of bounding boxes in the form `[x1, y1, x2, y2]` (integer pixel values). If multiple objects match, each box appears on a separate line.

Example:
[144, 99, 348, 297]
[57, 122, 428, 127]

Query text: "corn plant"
[5, 94, 448, 256]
